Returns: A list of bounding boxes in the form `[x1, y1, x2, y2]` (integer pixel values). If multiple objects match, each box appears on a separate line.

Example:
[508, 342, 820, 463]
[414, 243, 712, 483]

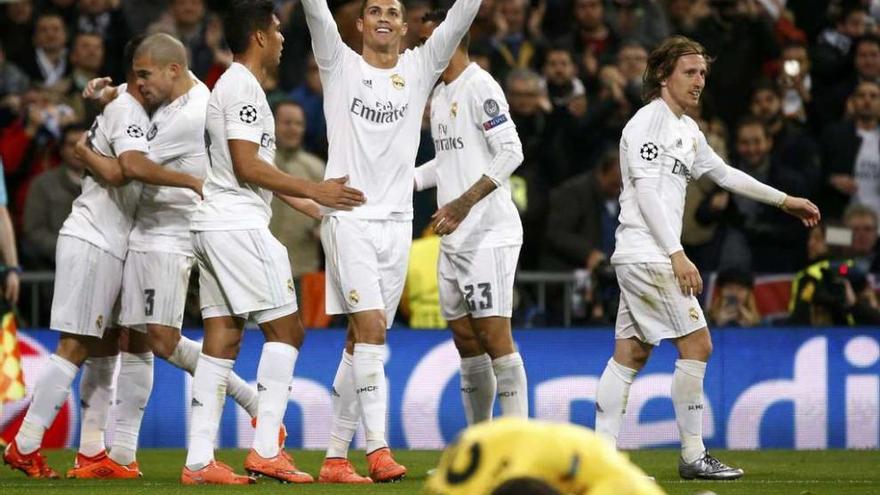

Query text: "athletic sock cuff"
[492, 352, 523, 372]
[460, 353, 493, 374]
[675, 359, 707, 379]
[50, 354, 80, 377]
[608, 358, 639, 384]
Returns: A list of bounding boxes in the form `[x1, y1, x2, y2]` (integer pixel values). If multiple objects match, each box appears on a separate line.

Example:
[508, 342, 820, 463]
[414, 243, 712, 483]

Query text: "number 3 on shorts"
[144, 288, 156, 317]
[464, 283, 493, 312]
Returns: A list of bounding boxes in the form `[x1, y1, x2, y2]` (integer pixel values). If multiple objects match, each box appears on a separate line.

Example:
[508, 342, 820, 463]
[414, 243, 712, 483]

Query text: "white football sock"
[77, 355, 117, 457]
[253, 342, 297, 459]
[109, 352, 154, 466]
[169, 336, 258, 418]
[326, 351, 359, 459]
[460, 354, 496, 424]
[672, 359, 708, 463]
[16, 354, 79, 454]
[492, 352, 528, 417]
[185, 353, 233, 470]
[595, 358, 638, 447]
[353, 343, 388, 453]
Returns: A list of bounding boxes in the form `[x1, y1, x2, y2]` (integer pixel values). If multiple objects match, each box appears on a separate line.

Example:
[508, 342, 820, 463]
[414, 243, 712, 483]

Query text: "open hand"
[781, 196, 821, 228]
[671, 251, 702, 297]
[313, 176, 366, 210]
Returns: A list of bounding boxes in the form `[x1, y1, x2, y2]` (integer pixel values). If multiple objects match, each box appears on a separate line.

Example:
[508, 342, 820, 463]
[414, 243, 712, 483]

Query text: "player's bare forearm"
[118, 151, 203, 197]
[432, 175, 496, 235]
[75, 136, 126, 186]
[0, 207, 19, 267]
[275, 193, 322, 220]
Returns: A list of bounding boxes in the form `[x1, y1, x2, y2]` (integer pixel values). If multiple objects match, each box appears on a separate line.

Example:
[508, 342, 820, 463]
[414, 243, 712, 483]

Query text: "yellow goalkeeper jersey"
[423, 418, 666, 495]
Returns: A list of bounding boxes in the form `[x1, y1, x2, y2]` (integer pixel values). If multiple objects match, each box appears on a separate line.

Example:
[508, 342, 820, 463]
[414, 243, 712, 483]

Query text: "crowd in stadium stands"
[3, 0, 880, 326]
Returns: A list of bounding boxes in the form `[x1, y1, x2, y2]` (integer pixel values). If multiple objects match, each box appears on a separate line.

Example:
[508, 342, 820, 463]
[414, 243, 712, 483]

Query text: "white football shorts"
[321, 216, 412, 328]
[193, 228, 298, 324]
[118, 250, 194, 331]
[438, 245, 520, 321]
[614, 262, 707, 346]
[50, 235, 123, 337]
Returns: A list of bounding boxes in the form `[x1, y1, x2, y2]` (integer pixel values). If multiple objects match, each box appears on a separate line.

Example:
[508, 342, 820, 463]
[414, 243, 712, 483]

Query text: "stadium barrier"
[2, 327, 877, 450]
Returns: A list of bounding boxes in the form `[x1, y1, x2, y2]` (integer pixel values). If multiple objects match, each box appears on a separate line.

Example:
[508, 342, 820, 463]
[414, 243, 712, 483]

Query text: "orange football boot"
[181, 460, 255, 485]
[244, 448, 314, 483]
[318, 457, 373, 484]
[3, 441, 59, 479]
[366, 447, 407, 483]
[67, 455, 141, 479]
[66, 450, 108, 478]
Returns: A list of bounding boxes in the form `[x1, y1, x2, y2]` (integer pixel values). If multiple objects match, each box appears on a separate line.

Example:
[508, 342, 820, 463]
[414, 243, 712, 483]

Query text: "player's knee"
[476, 328, 514, 358]
[148, 334, 177, 359]
[351, 314, 387, 344]
[55, 335, 91, 366]
[452, 332, 483, 357]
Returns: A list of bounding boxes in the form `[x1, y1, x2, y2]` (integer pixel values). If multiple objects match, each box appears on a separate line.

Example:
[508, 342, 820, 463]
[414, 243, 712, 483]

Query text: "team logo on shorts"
[450, 102, 458, 118]
[640, 142, 659, 161]
[349, 289, 360, 305]
[688, 307, 700, 322]
[287, 279, 294, 294]
[391, 74, 405, 90]
[146, 123, 158, 141]
[126, 125, 144, 138]
[240, 104, 258, 124]
[483, 98, 500, 117]
[95, 314, 104, 330]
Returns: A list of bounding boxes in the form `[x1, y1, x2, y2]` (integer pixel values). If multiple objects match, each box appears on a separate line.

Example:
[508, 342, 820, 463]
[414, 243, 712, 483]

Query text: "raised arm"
[301, 0, 344, 70]
[421, 0, 481, 75]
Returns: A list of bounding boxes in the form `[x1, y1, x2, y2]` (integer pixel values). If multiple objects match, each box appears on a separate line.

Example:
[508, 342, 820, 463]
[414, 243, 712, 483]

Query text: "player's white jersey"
[429, 62, 522, 252]
[190, 63, 275, 231]
[59, 88, 147, 259]
[611, 98, 726, 265]
[303, 0, 479, 220]
[129, 77, 209, 254]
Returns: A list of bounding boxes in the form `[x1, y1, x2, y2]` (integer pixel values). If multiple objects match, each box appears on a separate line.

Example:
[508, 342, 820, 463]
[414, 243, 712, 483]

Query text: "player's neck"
[234, 54, 269, 85]
[659, 93, 685, 118]
[441, 53, 470, 84]
[169, 72, 196, 102]
[124, 76, 147, 106]
[362, 45, 400, 69]
[856, 116, 879, 131]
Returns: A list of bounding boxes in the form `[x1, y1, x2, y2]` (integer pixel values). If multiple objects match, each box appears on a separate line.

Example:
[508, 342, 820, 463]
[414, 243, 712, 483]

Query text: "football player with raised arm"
[594, 36, 820, 480]
[301, 0, 481, 482]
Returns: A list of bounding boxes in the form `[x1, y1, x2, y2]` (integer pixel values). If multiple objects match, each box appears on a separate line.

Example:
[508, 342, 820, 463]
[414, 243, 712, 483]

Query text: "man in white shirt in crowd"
[183, 0, 364, 485]
[301, 0, 481, 483]
[594, 36, 820, 481]
[413, 9, 528, 428]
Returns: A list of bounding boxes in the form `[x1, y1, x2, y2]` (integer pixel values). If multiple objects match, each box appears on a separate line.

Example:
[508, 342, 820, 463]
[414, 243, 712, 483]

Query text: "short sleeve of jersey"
[691, 125, 727, 180]
[469, 78, 514, 138]
[222, 75, 264, 144]
[623, 116, 663, 179]
[106, 98, 150, 156]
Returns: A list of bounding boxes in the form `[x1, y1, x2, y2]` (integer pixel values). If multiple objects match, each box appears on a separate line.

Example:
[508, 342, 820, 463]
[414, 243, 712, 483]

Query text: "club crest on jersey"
[240, 104, 258, 124]
[450, 102, 458, 118]
[391, 74, 405, 90]
[349, 289, 360, 305]
[126, 124, 144, 138]
[640, 142, 659, 161]
[688, 307, 700, 321]
[483, 98, 500, 117]
[146, 123, 158, 141]
[95, 314, 104, 330]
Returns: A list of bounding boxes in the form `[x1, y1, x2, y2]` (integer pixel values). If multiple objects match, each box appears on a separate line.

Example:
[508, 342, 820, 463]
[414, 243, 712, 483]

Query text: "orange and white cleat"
[66, 450, 108, 477]
[181, 460, 255, 485]
[66, 455, 141, 479]
[244, 449, 314, 484]
[318, 457, 373, 484]
[366, 447, 407, 483]
[250, 417, 287, 447]
[2, 441, 59, 479]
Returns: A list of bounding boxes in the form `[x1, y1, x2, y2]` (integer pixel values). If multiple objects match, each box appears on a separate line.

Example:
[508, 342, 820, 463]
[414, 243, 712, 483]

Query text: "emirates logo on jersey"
[350, 98, 408, 124]
[672, 158, 693, 182]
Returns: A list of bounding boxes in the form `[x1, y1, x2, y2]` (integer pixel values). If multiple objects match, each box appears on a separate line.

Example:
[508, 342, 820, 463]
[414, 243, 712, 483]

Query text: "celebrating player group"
[3, 0, 820, 491]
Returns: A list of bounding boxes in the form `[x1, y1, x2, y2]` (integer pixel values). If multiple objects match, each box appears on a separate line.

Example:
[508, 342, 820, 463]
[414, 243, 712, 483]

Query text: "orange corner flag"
[0, 312, 25, 402]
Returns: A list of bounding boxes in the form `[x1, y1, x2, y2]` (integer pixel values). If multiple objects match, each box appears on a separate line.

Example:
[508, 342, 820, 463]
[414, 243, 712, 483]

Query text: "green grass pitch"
[2, 449, 879, 494]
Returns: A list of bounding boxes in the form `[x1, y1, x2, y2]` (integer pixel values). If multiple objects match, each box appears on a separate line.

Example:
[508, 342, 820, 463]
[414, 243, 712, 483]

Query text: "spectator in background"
[778, 40, 812, 125]
[844, 203, 880, 272]
[289, 53, 327, 158]
[0, 156, 21, 305]
[148, 0, 214, 79]
[59, 32, 103, 124]
[75, 0, 130, 81]
[811, 3, 869, 91]
[606, 0, 670, 50]
[1, 0, 35, 72]
[405, 0, 431, 50]
[820, 80, 880, 220]
[21, 124, 84, 269]
[707, 267, 760, 327]
[559, 0, 620, 81]
[665, 0, 711, 36]
[0, 41, 30, 103]
[817, 35, 880, 127]
[269, 101, 325, 281]
[19, 11, 67, 88]
[541, 148, 621, 271]
[489, 0, 546, 83]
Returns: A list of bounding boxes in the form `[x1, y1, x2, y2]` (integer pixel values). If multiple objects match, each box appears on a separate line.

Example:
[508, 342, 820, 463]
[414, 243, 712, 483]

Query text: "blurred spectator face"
[846, 212, 878, 256]
[807, 226, 828, 261]
[543, 50, 575, 86]
[275, 103, 306, 151]
[718, 281, 751, 309]
[78, 0, 109, 15]
[478, 0, 496, 19]
[839, 9, 868, 38]
[172, 0, 206, 27]
[574, 0, 604, 31]
[500, 0, 527, 34]
[750, 88, 781, 123]
[781, 45, 810, 76]
[855, 40, 880, 80]
[851, 81, 880, 121]
[34, 15, 67, 52]
[305, 55, 322, 95]
[735, 122, 771, 168]
[597, 158, 622, 199]
[60, 128, 86, 172]
[617, 44, 648, 82]
[7, 0, 33, 24]
[405, 2, 430, 48]
[70, 33, 104, 73]
[507, 76, 543, 115]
